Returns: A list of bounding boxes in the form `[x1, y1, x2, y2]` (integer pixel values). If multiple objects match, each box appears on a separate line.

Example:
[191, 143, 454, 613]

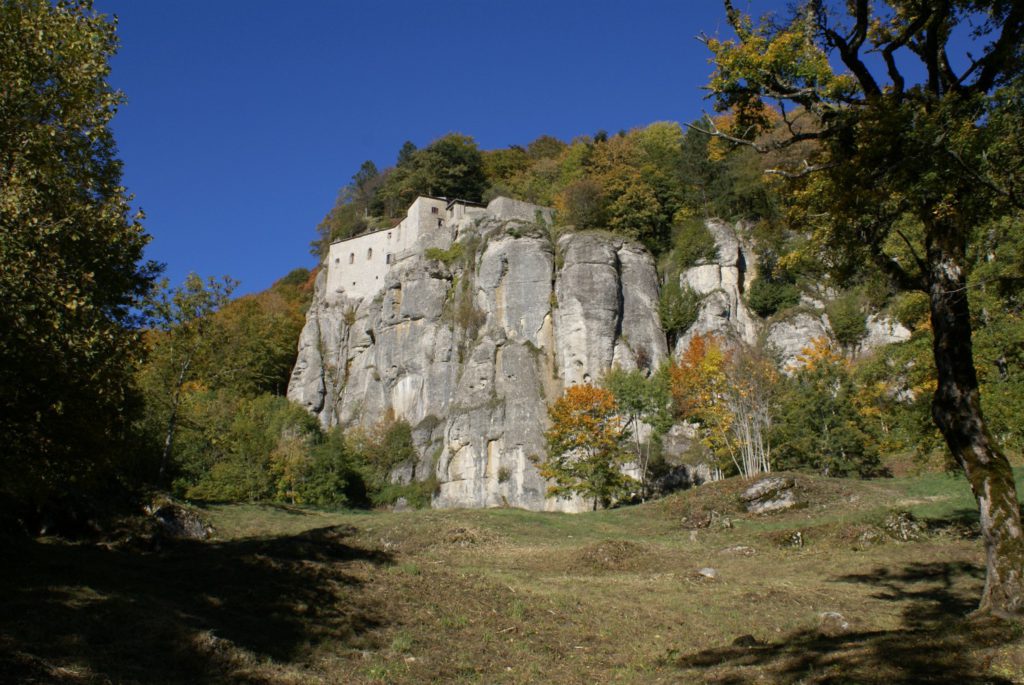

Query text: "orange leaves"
[546, 384, 623, 457]
[792, 336, 846, 372]
[669, 333, 728, 419]
[541, 384, 634, 508]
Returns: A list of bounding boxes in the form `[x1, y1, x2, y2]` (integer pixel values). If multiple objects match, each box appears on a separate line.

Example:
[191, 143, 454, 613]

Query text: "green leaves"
[0, 0, 157, 509]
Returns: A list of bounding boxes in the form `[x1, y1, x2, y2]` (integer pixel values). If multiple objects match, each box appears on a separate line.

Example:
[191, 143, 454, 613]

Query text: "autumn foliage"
[669, 334, 776, 477]
[540, 384, 634, 510]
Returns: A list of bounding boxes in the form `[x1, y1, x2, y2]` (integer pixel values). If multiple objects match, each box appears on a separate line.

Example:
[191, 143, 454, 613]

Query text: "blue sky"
[95, 0, 744, 295]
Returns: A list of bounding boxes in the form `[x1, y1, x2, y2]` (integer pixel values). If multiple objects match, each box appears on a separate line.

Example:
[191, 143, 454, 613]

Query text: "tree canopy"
[701, 0, 1024, 615]
[0, 0, 158, 514]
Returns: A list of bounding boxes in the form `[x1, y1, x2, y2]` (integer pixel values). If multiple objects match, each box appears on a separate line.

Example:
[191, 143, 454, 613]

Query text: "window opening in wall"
[437, 218, 443, 227]
[386, 254, 393, 264]
[367, 247, 373, 260]
[387, 232, 392, 239]
[349, 253, 354, 264]
[334, 257, 340, 263]
[431, 206, 439, 215]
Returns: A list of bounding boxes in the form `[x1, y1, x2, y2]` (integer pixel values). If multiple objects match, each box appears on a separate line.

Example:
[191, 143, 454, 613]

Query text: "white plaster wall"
[325, 197, 448, 302]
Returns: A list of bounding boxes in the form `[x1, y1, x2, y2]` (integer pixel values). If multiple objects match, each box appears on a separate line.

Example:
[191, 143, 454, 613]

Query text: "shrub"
[670, 216, 719, 268]
[659, 279, 702, 346]
[826, 291, 868, 351]
[746, 277, 800, 318]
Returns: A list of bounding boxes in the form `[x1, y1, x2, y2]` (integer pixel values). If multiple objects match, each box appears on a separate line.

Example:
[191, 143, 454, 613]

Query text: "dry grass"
[2, 471, 1024, 683]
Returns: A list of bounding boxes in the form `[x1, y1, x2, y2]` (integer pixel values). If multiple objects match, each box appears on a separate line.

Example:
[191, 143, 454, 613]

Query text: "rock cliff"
[288, 201, 910, 510]
[289, 199, 666, 511]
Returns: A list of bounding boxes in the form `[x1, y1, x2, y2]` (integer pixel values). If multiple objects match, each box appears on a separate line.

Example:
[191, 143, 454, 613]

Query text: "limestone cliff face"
[289, 208, 910, 510]
[288, 202, 666, 511]
[672, 219, 910, 366]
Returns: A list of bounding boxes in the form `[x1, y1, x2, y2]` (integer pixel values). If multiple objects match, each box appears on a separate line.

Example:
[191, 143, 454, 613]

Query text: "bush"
[424, 242, 465, 267]
[826, 291, 868, 350]
[659, 279, 703, 347]
[889, 291, 930, 329]
[746, 277, 800, 318]
[771, 341, 882, 477]
[670, 216, 719, 268]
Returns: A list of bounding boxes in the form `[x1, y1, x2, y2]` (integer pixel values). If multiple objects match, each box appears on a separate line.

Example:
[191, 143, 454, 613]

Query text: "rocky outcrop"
[676, 220, 759, 353]
[289, 205, 916, 511]
[740, 476, 798, 514]
[289, 200, 667, 511]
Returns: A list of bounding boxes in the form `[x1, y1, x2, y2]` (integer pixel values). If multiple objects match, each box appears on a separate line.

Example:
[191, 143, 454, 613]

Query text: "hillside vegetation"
[3, 471, 1023, 683]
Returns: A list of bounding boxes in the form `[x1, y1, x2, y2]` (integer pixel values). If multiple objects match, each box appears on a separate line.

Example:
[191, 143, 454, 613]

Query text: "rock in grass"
[697, 567, 719, 580]
[721, 544, 756, 556]
[882, 510, 923, 541]
[818, 611, 851, 637]
[740, 476, 798, 514]
[732, 634, 760, 647]
[147, 498, 213, 540]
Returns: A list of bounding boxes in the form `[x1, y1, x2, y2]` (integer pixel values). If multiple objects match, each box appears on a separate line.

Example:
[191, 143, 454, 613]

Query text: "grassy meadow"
[3, 471, 1024, 684]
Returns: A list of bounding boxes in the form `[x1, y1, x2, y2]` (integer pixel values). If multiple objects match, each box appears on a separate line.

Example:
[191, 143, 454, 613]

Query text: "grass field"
[3, 471, 1024, 684]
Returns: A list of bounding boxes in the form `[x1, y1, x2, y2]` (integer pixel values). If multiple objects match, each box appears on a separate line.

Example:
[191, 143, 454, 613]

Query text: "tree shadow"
[667, 560, 1019, 684]
[0, 525, 392, 683]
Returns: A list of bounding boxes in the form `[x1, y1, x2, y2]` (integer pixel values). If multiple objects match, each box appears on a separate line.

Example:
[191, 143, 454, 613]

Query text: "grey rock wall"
[289, 211, 912, 511]
[288, 206, 666, 511]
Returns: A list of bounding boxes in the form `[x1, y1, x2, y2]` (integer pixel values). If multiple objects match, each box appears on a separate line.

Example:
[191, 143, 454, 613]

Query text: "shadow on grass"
[668, 561, 1019, 684]
[0, 525, 392, 683]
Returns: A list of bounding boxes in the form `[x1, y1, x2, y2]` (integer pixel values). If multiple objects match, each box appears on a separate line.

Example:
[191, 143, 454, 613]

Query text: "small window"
[334, 257, 340, 264]
[437, 218, 443, 227]
[387, 232, 392, 240]
[431, 207, 439, 215]
[386, 253, 394, 264]
[367, 247, 373, 260]
[348, 253, 354, 264]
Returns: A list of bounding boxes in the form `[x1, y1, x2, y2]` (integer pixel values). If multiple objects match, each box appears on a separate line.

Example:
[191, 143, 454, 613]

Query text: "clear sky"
[94, 1, 764, 295]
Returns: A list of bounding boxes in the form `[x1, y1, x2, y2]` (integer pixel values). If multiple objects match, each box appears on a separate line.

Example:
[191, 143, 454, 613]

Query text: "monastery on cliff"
[325, 195, 551, 300]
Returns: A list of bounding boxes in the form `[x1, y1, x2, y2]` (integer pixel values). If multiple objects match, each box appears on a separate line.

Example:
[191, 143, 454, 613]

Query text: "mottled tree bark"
[927, 221, 1024, 616]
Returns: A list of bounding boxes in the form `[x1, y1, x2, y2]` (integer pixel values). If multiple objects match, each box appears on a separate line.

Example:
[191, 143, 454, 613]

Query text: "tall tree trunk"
[927, 226, 1024, 616]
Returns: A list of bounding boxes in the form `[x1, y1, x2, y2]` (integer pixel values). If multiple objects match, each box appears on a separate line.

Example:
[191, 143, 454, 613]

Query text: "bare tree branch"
[685, 117, 822, 155]
[879, 10, 931, 97]
[811, 0, 881, 97]
[894, 227, 929, 277]
[969, 3, 1024, 94]
[765, 160, 834, 178]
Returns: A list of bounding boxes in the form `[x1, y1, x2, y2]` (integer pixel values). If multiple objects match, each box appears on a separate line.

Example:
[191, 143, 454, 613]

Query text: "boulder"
[149, 502, 213, 540]
[818, 612, 851, 637]
[740, 476, 798, 514]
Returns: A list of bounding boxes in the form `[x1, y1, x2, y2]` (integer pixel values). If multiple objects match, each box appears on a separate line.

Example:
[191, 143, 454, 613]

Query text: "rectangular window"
[431, 207, 439, 214]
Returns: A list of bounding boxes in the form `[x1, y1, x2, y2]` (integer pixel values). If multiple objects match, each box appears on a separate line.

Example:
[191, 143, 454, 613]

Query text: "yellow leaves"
[792, 336, 846, 373]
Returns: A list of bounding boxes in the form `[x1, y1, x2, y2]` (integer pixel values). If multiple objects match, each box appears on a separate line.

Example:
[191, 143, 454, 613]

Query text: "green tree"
[602, 367, 673, 498]
[773, 338, 881, 477]
[702, 0, 1024, 613]
[378, 134, 488, 211]
[658, 279, 702, 349]
[540, 385, 635, 510]
[142, 274, 236, 483]
[826, 290, 868, 353]
[0, 0, 158, 514]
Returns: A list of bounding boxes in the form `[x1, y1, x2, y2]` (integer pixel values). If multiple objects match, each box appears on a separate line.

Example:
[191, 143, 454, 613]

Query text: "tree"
[377, 134, 488, 211]
[540, 385, 634, 510]
[0, 0, 158, 514]
[658, 279, 702, 349]
[142, 274, 236, 483]
[670, 334, 776, 478]
[774, 338, 881, 477]
[701, 0, 1024, 614]
[603, 367, 673, 498]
